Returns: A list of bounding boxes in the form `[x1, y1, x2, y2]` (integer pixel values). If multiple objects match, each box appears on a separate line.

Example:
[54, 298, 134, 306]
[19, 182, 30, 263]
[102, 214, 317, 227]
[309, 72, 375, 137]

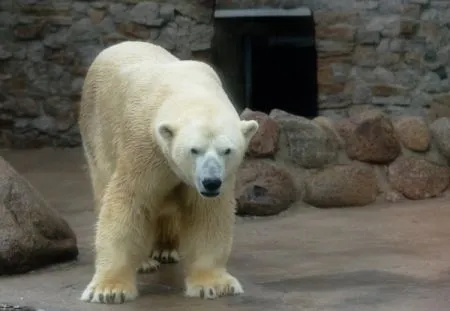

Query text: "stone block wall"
[217, 0, 450, 120]
[314, 0, 450, 122]
[1, 0, 450, 148]
[0, 0, 214, 148]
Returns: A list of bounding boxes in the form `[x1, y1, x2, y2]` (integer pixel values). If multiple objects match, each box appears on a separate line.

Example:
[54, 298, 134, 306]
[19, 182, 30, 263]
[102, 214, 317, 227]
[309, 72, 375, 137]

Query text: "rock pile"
[235, 108, 450, 216]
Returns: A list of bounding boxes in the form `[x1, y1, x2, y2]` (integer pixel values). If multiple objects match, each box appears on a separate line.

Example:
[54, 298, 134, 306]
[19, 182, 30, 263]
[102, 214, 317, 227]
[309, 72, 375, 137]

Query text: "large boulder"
[345, 110, 401, 163]
[394, 116, 430, 152]
[240, 108, 280, 158]
[270, 109, 339, 168]
[388, 156, 450, 200]
[304, 163, 379, 207]
[235, 159, 296, 216]
[0, 157, 78, 275]
[430, 117, 450, 159]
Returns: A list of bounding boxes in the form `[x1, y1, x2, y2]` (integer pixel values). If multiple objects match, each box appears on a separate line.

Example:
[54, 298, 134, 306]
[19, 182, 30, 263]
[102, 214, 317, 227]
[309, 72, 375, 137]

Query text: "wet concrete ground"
[1, 147, 450, 311]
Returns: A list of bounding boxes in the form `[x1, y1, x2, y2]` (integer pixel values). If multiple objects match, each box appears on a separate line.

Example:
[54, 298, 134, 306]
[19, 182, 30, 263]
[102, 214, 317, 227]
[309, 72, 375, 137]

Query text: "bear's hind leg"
[180, 194, 243, 299]
[151, 196, 181, 264]
[81, 173, 153, 304]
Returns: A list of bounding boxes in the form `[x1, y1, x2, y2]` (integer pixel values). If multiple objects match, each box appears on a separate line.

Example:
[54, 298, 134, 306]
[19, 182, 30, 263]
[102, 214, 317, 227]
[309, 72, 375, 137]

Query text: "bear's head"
[155, 117, 258, 198]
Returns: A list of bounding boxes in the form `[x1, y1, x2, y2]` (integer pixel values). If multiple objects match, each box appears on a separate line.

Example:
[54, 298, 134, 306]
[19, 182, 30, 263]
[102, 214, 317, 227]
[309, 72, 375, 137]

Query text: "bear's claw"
[151, 249, 180, 264]
[185, 271, 244, 299]
[80, 280, 138, 304]
[137, 258, 160, 273]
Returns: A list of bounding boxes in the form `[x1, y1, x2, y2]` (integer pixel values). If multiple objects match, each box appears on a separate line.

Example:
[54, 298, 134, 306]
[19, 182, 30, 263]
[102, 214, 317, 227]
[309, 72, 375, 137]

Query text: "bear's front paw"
[137, 257, 160, 274]
[185, 270, 244, 299]
[80, 278, 138, 304]
[151, 249, 180, 264]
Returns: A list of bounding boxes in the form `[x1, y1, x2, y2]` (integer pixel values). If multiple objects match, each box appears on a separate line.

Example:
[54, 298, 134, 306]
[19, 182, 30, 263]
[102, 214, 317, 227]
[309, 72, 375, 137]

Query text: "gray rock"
[18, 16, 36, 25]
[15, 97, 40, 117]
[418, 72, 442, 93]
[26, 41, 44, 62]
[174, 3, 213, 24]
[389, 38, 405, 52]
[377, 38, 390, 53]
[0, 11, 16, 26]
[189, 24, 213, 51]
[0, 45, 12, 60]
[371, 96, 408, 107]
[43, 97, 72, 119]
[13, 47, 27, 60]
[72, 1, 89, 14]
[74, 44, 103, 66]
[437, 45, 450, 65]
[96, 16, 115, 35]
[71, 77, 84, 95]
[24, 63, 50, 94]
[108, 3, 129, 23]
[366, 15, 397, 32]
[154, 22, 177, 51]
[129, 2, 163, 27]
[47, 63, 64, 80]
[352, 81, 372, 105]
[14, 118, 30, 130]
[160, 3, 175, 21]
[270, 109, 339, 168]
[356, 30, 380, 45]
[91, 1, 108, 9]
[67, 18, 101, 43]
[395, 69, 420, 90]
[52, 71, 73, 96]
[319, 93, 351, 109]
[430, 117, 450, 159]
[373, 67, 395, 83]
[317, 40, 353, 55]
[330, 63, 351, 83]
[31, 115, 56, 134]
[43, 29, 68, 49]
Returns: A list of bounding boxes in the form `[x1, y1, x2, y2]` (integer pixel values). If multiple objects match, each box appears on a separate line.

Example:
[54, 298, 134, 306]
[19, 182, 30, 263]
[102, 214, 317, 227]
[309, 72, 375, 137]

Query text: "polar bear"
[78, 41, 259, 304]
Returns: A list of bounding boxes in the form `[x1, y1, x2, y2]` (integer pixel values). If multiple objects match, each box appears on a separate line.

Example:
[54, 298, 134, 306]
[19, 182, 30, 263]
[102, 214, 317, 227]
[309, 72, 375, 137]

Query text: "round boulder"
[313, 116, 344, 148]
[0, 157, 78, 275]
[394, 116, 430, 152]
[346, 110, 401, 164]
[388, 156, 450, 200]
[430, 117, 450, 159]
[303, 163, 379, 208]
[269, 109, 339, 168]
[235, 159, 296, 216]
[240, 108, 280, 158]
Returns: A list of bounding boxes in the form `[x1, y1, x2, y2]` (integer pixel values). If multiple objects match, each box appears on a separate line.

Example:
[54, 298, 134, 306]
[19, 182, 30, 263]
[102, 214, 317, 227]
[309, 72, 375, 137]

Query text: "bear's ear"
[156, 123, 176, 142]
[240, 120, 259, 142]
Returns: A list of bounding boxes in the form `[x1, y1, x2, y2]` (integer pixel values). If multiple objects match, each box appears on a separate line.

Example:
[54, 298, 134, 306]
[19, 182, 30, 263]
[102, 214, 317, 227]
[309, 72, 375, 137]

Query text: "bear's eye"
[224, 148, 232, 155]
[190, 148, 200, 155]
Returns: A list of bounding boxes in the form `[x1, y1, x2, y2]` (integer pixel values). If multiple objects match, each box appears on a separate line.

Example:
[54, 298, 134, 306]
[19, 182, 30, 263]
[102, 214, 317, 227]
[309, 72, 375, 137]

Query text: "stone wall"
[236, 108, 450, 216]
[217, 0, 450, 121]
[1, 0, 450, 148]
[0, 0, 213, 148]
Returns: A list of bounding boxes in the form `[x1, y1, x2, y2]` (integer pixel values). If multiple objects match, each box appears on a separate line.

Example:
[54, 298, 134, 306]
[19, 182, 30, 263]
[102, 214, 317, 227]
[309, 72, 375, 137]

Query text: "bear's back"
[79, 42, 180, 170]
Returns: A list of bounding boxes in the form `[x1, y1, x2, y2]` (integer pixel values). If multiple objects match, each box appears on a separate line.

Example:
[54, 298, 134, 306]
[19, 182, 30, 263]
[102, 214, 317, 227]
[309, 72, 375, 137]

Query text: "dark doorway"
[212, 8, 318, 118]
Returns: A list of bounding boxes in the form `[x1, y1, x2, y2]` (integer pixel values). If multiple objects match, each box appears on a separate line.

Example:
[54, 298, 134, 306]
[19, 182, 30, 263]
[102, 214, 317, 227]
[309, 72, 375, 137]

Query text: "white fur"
[78, 41, 258, 304]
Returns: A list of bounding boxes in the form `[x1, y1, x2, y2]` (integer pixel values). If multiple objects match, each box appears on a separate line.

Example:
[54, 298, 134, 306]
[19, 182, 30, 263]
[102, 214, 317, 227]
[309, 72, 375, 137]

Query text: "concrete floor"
[1, 148, 450, 311]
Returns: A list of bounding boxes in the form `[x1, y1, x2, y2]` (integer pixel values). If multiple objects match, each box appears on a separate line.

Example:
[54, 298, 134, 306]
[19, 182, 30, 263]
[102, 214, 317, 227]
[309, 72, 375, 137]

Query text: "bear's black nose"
[202, 178, 222, 192]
